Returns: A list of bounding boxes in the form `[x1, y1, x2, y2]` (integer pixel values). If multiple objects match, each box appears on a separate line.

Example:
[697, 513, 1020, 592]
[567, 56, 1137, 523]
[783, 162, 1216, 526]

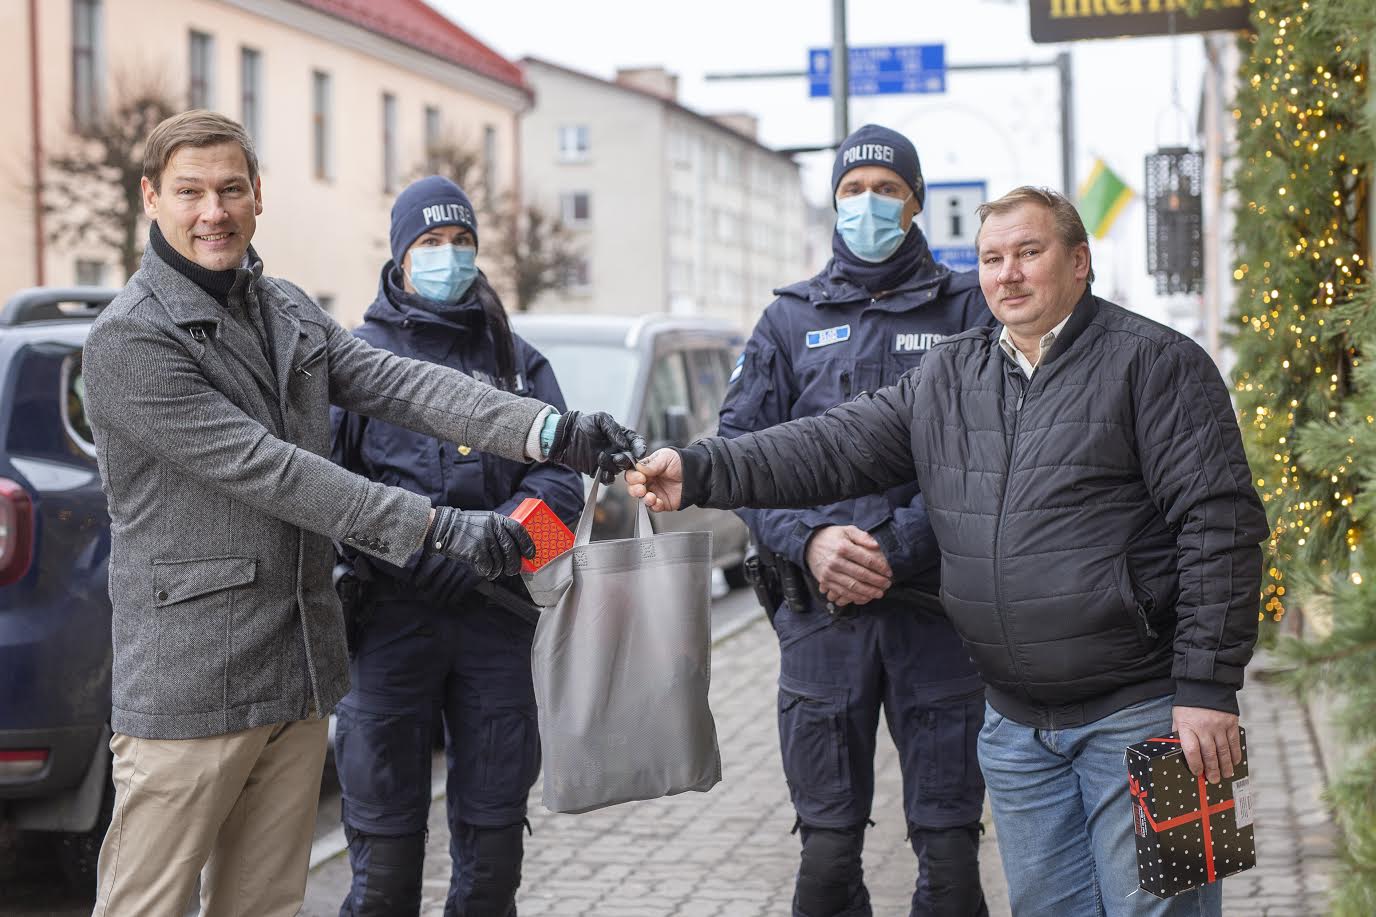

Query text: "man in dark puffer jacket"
[628, 187, 1268, 917]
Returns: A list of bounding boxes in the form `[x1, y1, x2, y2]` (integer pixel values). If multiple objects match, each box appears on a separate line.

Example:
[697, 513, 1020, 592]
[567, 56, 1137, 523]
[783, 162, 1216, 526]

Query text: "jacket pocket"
[152, 556, 257, 605]
[1114, 553, 1158, 650]
[149, 556, 258, 715]
[777, 675, 849, 798]
[292, 339, 329, 376]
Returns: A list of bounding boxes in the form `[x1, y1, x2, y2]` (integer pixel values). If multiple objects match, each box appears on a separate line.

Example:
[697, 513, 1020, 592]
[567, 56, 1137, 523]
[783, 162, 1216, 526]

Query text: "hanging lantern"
[1144, 147, 1204, 295]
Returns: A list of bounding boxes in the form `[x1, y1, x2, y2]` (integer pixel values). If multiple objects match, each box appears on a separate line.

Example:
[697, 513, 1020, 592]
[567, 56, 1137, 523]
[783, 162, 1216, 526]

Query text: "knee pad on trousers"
[794, 823, 870, 917]
[448, 821, 526, 916]
[909, 822, 988, 917]
[340, 827, 426, 917]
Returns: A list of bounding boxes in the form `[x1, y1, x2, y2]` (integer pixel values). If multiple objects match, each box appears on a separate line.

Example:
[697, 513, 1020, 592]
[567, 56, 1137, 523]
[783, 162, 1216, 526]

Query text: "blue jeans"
[978, 695, 1223, 917]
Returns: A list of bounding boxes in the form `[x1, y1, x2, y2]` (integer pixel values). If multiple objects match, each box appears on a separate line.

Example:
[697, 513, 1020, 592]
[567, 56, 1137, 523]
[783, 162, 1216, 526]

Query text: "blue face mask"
[835, 190, 912, 263]
[407, 244, 478, 303]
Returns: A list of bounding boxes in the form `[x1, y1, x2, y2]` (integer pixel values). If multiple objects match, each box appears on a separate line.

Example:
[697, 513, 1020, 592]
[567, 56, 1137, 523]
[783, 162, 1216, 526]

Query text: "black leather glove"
[424, 508, 535, 580]
[548, 411, 648, 483]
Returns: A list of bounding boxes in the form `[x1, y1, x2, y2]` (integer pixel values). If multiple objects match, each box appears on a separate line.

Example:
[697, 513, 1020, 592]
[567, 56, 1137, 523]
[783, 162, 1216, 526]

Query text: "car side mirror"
[661, 405, 694, 448]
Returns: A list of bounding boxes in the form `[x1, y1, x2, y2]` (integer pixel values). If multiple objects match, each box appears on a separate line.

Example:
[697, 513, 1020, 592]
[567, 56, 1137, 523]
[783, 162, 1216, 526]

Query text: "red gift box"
[1125, 728, 1256, 899]
[509, 498, 574, 573]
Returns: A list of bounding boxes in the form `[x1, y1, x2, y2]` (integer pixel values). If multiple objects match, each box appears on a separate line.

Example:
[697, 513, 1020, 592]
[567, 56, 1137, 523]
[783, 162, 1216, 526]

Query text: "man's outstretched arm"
[629, 374, 919, 512]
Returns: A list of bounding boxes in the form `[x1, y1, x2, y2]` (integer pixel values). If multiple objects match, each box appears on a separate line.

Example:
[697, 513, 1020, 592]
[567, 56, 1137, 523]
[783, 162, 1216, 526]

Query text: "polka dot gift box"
[509, 497, 575, 574]
[1125, 728, 1256, 899]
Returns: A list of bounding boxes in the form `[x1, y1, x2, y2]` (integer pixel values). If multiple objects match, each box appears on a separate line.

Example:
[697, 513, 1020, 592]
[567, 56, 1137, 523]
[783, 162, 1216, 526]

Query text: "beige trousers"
[91, 717, 329, 917]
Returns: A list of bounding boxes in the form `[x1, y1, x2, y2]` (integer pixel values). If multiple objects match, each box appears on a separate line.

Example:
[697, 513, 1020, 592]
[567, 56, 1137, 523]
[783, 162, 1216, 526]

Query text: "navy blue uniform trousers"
[774, 600, 987, 917]
[335, 598, 538, 916]
[773, 602, 985, 832]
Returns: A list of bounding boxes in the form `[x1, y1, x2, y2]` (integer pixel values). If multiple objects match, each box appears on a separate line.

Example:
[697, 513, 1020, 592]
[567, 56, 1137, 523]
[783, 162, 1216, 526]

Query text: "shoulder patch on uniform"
[805, 324, 851, 349]
[728, 353, 745, 384]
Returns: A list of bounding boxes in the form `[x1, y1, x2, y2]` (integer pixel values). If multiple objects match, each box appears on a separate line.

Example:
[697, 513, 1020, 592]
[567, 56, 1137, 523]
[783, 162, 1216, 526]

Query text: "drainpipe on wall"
[28, 0, 45, 285]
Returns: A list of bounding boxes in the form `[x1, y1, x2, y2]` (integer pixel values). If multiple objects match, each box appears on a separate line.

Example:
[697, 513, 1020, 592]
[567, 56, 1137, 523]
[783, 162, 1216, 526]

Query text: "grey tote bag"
[523, 479, 722, 814]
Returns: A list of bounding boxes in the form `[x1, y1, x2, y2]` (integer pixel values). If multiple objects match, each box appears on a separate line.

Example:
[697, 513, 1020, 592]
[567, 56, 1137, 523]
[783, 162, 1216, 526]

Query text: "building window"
[424, 105, 442, 172]
[482, 124, 497, 207]
[189, 31, 214, 109]
[75, 259, 105, 286]
[670, 194, 694, 236]
[557, 125, 589, 162]
[561, 257, 591, 290]
[713, 268, 742, 301]
[751, 221, 770, 253]
[312, 70, 332, 181]
[71, 0, 102, 130]
[670, 129, 693, 168]
[381, 92, 398, 193]
[669, 259, 693, 294]
[714, 209, 738, 243]
[559, 192, 591, 227]
[240, 47, 262, 150]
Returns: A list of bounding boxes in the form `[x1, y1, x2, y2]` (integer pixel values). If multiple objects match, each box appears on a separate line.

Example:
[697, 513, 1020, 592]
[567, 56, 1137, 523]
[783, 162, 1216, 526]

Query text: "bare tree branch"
[413, 143, 584, 311]
[43, 73, 178, 280]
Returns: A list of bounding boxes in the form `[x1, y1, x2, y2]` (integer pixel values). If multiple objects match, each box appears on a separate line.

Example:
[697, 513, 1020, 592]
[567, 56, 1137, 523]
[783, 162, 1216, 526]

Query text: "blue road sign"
[922, 180, 987, 273]
[808, 45, 946, 97]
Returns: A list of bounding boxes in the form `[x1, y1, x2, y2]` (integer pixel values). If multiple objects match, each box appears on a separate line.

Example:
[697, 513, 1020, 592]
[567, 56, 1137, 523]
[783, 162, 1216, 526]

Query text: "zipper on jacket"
[992, 370, 1031, 695]
[841, 370, 853, 400]
[1135, 603, 1158, 640]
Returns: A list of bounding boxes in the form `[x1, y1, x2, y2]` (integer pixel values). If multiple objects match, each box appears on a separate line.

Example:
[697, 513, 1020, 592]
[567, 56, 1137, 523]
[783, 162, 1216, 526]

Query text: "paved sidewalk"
[303, 616, 1339, 916]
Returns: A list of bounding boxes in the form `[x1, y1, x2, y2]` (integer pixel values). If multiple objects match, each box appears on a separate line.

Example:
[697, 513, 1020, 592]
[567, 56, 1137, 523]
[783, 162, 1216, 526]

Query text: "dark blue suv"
[0, 287, 118, 884]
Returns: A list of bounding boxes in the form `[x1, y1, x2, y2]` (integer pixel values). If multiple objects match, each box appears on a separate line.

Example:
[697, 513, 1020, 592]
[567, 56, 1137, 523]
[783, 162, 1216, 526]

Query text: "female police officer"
[330, 176, 584, 915]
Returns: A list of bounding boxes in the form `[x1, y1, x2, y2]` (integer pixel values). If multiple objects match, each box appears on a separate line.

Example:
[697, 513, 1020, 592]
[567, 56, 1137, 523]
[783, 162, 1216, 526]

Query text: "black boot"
[909, 822, 988, 917]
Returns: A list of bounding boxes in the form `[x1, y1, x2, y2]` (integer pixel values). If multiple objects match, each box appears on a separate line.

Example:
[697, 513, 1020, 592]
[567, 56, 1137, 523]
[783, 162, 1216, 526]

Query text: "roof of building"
[291, 0, 528, 94]
[520, 56, 799, 167]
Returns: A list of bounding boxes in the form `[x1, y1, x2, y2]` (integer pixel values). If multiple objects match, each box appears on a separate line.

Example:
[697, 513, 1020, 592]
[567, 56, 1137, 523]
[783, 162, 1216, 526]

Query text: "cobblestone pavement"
[303, 615, 1339, 917]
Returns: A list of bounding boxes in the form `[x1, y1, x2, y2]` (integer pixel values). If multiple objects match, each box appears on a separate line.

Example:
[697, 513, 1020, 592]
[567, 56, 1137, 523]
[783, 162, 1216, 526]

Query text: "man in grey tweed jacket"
[81, 111, 642, 917]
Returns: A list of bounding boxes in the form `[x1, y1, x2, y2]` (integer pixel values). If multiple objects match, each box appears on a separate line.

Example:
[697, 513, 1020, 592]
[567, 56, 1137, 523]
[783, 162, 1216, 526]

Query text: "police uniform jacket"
[331, 267, 584, 608]
[718, 255, 994, 595]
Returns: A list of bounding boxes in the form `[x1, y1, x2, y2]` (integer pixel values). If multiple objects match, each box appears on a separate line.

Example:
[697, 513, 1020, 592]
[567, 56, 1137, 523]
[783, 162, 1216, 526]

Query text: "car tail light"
[0, 477, 35, 586]
[0, 749, 49, 779]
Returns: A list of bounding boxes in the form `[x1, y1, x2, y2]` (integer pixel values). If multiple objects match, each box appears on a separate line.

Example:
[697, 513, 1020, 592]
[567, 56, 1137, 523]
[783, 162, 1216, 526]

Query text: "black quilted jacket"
[682, 290, 1269, 728]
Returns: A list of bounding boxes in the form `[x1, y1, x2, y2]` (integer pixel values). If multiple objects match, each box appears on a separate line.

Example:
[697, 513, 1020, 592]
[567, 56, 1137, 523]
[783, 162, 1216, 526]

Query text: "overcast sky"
[435, 0, 1213, 327]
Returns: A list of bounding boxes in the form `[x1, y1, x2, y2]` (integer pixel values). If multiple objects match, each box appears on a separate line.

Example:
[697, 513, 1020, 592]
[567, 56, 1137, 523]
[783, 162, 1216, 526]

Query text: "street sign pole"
[708, 56, 1077, 196]
[830, 0, 849, 144]
[1058, 51, 1075, 199]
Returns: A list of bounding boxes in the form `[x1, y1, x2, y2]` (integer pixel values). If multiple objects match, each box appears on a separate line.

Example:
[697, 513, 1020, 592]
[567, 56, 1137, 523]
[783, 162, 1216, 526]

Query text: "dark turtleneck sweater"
[149, 221, 242, 307]
[149, 221, 279, 391]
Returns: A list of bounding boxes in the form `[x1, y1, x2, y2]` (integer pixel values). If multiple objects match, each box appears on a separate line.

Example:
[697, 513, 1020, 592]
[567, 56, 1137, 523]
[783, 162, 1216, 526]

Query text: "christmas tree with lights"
[1228, 1, 1375, 911]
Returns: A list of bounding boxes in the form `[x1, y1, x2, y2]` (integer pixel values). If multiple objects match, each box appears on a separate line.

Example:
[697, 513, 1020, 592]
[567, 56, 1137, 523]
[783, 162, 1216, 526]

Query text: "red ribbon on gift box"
[1128, 739, 1236, 884]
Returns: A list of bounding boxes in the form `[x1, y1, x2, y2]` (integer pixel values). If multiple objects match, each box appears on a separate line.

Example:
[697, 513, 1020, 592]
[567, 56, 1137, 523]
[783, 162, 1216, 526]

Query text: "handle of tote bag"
[572, 479, 654, 548]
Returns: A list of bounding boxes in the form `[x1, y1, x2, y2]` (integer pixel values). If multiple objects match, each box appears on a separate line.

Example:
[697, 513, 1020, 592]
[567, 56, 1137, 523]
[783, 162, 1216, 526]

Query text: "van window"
[525, 342, 637, 424]
[686, 348, 729, 435]
[643, 352, 691, 444]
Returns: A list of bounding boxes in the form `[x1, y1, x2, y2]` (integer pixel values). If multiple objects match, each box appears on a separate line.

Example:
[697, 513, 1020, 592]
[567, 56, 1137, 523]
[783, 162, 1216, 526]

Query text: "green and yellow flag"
[1078, 159, 1134, 239]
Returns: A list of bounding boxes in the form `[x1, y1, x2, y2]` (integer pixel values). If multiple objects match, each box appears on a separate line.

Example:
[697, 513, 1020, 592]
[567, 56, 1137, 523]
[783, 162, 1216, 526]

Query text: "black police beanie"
[831, 124, 924, 208]
[389, 176, 478, 265]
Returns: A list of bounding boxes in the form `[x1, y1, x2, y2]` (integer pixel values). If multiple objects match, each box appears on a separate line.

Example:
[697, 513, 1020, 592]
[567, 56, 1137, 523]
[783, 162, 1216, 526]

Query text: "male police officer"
[719, 125, 993, 917]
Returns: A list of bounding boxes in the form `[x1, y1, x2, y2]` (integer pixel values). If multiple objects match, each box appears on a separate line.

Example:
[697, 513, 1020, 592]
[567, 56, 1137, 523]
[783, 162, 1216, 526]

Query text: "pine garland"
[1228, 0, 1369, 613]
[1228, 1, 1376, 913]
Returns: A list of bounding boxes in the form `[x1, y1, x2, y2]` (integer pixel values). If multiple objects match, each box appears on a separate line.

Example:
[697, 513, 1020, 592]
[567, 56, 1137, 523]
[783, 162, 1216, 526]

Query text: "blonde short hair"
[976, 186, 1095, 283]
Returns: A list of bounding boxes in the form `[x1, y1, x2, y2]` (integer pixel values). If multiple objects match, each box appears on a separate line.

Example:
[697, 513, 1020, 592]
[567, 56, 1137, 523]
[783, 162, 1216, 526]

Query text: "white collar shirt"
[998, 313, 1073, 379]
